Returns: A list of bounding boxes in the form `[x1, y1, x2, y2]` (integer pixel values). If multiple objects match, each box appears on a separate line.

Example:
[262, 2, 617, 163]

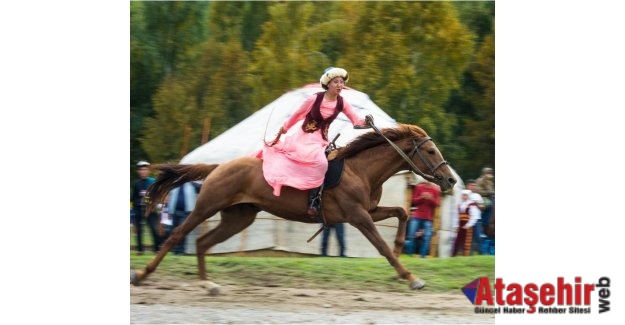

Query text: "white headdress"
[320, 67, 349, 89]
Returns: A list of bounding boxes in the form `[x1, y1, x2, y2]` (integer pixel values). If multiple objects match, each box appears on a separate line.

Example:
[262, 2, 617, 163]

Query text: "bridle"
[368, 121, 449, 183]
[408, 137, 449, 182]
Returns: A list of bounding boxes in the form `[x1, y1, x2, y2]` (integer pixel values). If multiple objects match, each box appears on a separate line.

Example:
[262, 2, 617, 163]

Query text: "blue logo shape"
[462, 278, 481, 304]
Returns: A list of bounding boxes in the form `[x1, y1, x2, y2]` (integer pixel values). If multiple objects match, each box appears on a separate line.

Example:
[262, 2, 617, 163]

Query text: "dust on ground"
[130, 273, 494, 324]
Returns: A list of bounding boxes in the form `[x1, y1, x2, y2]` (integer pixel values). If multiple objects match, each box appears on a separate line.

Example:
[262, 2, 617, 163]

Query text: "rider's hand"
[270, 128, 285, 146]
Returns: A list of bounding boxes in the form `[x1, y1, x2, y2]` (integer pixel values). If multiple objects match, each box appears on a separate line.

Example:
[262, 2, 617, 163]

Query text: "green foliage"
[454, 1, 495, 46]
[444, 21, 495, 178]
[339, 2, 473, 146]
[142, 74, 197, 163]
[130, 1, 210, 184]
[130, 2, 162, 110]
[140, 4, 255, 162]
[208, 1, 269, 51]
[141, 1, 209, 75]
[247, 2, 340, 108]
[130, 1, 495, 184]
[192, 39, 253, 136]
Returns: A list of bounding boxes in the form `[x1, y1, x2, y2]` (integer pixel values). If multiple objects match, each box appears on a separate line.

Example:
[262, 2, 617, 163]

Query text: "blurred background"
[130, 1, 495, 257]
[130, 1, 494, 186]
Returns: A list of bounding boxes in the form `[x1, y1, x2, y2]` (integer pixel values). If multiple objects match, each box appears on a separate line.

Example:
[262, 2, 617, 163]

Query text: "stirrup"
[307, 198, 320, 217]
[307, 188, 321, 217]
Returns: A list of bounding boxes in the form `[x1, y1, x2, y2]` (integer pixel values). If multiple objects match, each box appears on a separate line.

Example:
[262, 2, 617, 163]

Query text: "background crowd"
[130, 161, 200, 255]
[131, 161, 494, 258]
[405, 167, 495, 258]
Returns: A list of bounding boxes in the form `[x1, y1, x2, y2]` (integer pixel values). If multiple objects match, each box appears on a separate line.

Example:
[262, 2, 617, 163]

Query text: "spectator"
[413, 229, 424, 256]
[158, 193, 172, 239]
[167, 182, 201, 255]
[130, 204, 135, 225]
[484, 198, 495, 255]
[321, 223, 347, 257]
[476, 167, 495, 254]
[465, 179, 485, 209]
[406, 180, 441, 258]
[452, 189, 481, 256]
[131, 161, 160, 254]
[465, 179, 486, 255]
[476, 167, 495, 200]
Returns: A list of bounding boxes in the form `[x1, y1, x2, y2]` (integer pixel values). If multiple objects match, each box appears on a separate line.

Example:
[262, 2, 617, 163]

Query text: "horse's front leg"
[349, 208, 425, 290]
[369, 206, 408, 257]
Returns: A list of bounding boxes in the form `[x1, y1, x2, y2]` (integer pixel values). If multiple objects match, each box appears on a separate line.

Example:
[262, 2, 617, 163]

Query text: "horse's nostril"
[449, 177, 456, 184]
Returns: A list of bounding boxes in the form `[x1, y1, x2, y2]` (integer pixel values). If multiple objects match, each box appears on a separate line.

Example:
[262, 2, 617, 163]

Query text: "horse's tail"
[145, 163, 219, 214]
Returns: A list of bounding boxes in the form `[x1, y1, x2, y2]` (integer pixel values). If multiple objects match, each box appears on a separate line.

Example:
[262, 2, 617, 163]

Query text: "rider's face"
[327, 77, 345, 94]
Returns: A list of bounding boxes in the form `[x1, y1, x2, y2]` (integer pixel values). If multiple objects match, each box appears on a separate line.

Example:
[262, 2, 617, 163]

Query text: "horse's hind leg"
[349, 208, 425, 290]
[369, 206, 409, 257]
[131, 204, 223, 285]
[196, 204, 259, 281]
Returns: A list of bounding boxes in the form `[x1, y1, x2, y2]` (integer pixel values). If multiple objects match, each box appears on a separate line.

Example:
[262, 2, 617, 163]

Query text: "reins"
[262, 99, 280, 147]
[367, 120, 447, 183]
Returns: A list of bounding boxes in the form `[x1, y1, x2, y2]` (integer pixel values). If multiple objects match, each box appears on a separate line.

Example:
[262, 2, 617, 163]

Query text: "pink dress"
[257, 94, 364, 196]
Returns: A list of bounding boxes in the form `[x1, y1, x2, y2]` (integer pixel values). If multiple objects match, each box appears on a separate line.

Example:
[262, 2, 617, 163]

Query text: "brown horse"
[131, 124, 457, 290]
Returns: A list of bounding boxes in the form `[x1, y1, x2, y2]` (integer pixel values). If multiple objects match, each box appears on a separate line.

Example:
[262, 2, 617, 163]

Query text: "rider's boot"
[306, 187, 321, 217]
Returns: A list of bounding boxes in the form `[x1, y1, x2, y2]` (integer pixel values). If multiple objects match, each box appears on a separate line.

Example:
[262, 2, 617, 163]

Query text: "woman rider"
[257, 67, 371, 216]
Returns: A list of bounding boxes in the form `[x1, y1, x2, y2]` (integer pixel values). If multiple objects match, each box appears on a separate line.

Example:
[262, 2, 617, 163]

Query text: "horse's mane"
[334, 124, 428, 160]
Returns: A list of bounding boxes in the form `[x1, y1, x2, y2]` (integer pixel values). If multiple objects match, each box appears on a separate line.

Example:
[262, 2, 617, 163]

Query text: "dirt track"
[130, 274, 494, 324]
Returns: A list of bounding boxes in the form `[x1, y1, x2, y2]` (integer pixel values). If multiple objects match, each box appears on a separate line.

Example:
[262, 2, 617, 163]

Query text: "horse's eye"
[428, 149, 435, 155]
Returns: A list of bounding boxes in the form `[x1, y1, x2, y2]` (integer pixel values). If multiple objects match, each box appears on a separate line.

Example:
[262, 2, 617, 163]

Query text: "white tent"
[181, 84, 399, 163]
[180, 84, 463, 257]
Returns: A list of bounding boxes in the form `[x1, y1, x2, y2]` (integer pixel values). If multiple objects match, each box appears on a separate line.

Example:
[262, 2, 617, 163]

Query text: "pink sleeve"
[282, 95, 316, 131]
[342, 100, 365, 126]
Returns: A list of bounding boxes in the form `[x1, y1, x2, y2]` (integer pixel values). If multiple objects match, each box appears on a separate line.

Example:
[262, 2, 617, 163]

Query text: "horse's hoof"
[200, 280, 221, 296]
[130, 271, 141, 286]
[410, 279, 426, 290]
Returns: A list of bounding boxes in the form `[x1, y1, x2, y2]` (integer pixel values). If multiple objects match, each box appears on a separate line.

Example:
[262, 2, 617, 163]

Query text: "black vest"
[301, 92, 343, 140]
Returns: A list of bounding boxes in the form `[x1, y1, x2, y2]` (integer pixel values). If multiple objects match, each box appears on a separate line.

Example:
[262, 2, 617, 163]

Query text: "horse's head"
[335, 124, 457, 192]
[399, 125, 456, 193]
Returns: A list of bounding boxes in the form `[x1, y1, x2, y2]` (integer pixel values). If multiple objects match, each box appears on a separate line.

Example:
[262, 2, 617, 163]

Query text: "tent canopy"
[181, 84, 398, 164]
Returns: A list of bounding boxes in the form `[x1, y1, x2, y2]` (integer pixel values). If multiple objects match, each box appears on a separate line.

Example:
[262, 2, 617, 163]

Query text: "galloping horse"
[131, 124, 456, 290]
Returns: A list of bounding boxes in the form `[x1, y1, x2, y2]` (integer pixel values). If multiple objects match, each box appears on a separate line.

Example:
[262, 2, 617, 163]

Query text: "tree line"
[130, 1, 494, 185]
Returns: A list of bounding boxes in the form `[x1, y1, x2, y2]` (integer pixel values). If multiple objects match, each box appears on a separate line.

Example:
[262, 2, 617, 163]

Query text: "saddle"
[306, 134, 344, 222]
[323, 154, 344, 190]
[323, 134, 345, 190]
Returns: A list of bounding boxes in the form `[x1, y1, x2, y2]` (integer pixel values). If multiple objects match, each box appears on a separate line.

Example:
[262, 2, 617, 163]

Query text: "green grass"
[130, 254, 494, 293]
